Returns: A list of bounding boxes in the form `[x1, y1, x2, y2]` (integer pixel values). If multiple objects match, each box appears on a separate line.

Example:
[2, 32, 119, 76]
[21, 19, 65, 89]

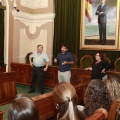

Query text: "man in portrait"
[96, 0, 109, 45]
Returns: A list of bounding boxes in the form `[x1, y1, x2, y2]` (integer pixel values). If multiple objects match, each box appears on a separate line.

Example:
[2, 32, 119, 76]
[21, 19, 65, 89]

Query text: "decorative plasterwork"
[12, 10, 55, 34]
[20, 0, 48, 9]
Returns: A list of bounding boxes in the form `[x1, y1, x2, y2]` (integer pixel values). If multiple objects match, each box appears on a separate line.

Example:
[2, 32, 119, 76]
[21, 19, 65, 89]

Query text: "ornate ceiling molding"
[20, 0, 48, 9]
[12, 10, 55, 34]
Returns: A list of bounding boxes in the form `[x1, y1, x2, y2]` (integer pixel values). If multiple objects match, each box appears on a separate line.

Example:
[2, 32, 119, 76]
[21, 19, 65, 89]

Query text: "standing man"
[28, 44, 50, 94]
[54, 44, 74, 83]
[96, 0, 109, 45]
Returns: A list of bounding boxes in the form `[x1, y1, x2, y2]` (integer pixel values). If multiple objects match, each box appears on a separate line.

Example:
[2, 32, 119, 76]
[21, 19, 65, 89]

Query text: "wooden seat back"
[80, 55, 93, 69]
[114, 57, 120, 72]
[85, 108, 108, 120]
[108, 100, 120, 120]
[32, 83, 88, 120]
[32, 92, 58, 120]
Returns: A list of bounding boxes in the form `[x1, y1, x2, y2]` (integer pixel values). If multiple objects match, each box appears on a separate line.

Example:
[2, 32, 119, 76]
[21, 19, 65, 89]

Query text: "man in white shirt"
[28, 44, 50, 94]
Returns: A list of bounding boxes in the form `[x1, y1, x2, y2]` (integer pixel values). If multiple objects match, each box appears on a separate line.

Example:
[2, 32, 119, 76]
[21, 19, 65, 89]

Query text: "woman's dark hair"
[61, 44, 68, 49]
[96, 52, 104, 60]
[7, 94, 39, 120]
[84, 80, 112, 117]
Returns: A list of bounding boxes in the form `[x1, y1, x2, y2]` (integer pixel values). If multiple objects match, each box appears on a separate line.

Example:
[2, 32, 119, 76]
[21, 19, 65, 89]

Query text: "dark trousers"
[99, 23, 106, 44]
[30, 66, 45, 93]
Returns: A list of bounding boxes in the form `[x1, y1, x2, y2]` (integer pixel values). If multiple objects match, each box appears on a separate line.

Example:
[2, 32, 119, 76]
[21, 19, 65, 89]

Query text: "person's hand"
[54, 58, 57, 63]
[30, 62, 33, 67]
[84, 68, 89, 71]
[44, 67, 47, 71]
[101, 69, 106, 73]
[62, 61, 67, 65]
[96, 11, 99, 13]
[99, 12, 103, 15]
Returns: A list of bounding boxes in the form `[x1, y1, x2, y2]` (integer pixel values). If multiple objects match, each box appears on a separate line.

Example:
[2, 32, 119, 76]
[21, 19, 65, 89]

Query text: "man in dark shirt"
[96, 0, 109, 45]
[54, 44, 74, 83]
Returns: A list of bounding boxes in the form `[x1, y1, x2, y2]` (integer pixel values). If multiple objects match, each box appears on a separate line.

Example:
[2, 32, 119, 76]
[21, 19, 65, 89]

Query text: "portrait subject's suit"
[96, 4, 109, 45]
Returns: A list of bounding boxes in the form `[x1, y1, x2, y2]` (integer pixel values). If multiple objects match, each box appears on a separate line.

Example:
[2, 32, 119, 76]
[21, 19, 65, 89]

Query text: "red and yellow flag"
[85, 0, 92, 22]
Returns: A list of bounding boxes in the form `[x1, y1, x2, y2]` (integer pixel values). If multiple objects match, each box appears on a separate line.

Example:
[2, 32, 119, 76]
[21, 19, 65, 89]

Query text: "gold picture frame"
[80, 0, 120, 50]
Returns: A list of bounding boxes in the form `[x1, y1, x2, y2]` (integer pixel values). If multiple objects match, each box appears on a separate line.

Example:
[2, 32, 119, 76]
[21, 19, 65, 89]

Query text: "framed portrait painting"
[80, 0, 120, 50]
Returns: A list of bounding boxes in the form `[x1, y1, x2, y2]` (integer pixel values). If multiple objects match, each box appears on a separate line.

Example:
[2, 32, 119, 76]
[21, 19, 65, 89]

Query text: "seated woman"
[85, 52, 111, 80]
[53, 82, 86, 120]
[83, 80, 112, 117]
[7, 94, 39, 120]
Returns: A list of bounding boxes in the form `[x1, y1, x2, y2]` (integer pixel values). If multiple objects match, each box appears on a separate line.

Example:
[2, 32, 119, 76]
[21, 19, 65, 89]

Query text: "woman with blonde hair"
[53, 82, 85, 120]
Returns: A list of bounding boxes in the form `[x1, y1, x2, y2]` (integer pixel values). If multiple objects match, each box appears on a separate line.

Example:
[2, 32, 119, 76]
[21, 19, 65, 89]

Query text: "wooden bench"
[1, 90, 119, 120]
[32, 92, 57, 120]
[32, 82, 88, 120]
[0, 71, 17, 105]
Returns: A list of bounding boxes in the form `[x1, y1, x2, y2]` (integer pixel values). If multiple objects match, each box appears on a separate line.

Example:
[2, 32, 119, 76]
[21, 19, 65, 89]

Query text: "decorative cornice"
[12, 10, 55, 34]
[20, 0, 48, 9]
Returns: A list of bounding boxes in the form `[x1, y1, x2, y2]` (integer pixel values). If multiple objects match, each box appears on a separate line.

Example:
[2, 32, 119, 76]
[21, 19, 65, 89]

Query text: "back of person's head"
[53, 82, 85, 120]
[106, 76, 120, 101]
[8, 94, 39, 120]
[84, 80, 112, 117]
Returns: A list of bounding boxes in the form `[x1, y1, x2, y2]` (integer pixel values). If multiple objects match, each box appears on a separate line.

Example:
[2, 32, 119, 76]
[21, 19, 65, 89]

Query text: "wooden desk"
[11, 62, 119, 88]
[0, 71, 17, 105]
[11, 62, 91, 88]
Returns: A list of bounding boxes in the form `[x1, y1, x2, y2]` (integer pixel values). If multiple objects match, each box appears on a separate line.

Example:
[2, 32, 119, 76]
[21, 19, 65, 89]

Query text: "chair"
[103, 54, 111, 63]
[25, 52, 33, 64]
[114, 57, 120, 72]
[104, 56, 111, 63]
[80, 55, 93, 69]
[71, 54, 78, 68]
[108, 100, 120, 120]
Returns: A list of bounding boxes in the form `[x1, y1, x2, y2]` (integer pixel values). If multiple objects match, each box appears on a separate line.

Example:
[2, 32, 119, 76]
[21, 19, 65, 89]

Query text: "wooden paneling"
[11, 62, 91, 88]
[11, 62, 119, 89]
[44, 66, 58, 87]
[0, 66, 6, 73]
[11, 62, 32, 85]
[0, 71, 17, 105]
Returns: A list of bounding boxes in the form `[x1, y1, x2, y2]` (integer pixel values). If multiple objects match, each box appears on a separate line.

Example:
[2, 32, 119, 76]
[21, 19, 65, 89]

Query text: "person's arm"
[29, 54, 33, 67]
[44, 53, 50, 71]
[54, 54, 59, 64]
[62, 53, 74, 65]
[101, 61, 112, 73]
[100, 4, 109, 16]
[62, 61, 74, 65]
[95, 6, 100, 15]
[84, 67, 92, 71]
[54, 58, 57, 63]
[44, 61, 50, 71]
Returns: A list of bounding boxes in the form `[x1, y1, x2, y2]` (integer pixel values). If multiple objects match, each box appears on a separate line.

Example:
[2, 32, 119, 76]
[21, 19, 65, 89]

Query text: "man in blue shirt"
[54, 44, 74, 83]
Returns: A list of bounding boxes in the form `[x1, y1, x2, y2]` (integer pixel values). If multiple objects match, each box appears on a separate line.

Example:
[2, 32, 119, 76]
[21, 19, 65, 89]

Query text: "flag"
[85, 0, 92, 22]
